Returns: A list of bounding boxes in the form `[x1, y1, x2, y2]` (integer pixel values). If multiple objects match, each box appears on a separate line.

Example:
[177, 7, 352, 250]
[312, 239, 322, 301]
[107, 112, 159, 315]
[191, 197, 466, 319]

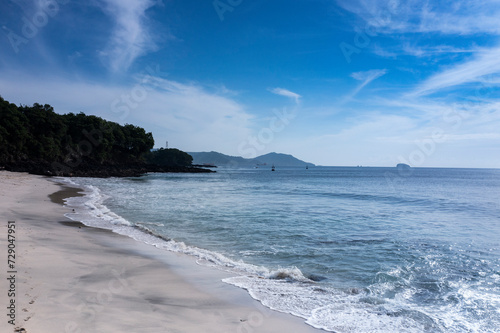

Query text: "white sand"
[0, 171, 320, 333]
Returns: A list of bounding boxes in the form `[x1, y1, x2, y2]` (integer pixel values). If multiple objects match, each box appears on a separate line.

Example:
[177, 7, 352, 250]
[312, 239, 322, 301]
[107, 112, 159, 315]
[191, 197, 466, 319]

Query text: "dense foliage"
[146, 148, 193, 167]
[0, 95, 211, 176]
[0, 95, 156, 169]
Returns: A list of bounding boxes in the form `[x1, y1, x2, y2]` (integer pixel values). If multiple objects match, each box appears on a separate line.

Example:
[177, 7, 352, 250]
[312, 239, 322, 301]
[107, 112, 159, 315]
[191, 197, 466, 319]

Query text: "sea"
[59, 166, 500, 332]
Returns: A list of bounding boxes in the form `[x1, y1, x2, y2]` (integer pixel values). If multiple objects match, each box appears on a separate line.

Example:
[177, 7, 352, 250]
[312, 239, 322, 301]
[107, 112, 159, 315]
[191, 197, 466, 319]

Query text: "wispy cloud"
[98, 0, 158, 72]
[342, 69, 387, 103]
[134, 77, 253, 152]
[336, 0, 500, 35]
[300, 94, 500, 166]
[410, 47, 500, 96]
[269, 87, 302, 104]
[412, 1, 500, 35]
[351, 69, 387, 82]
[299, 113, 419, 166]
[401, 44, 479, 58]
[0, 71, 253, 155]
[372, 44, 398, 58]
[372, 43, 478, 59]
[373, 94, 500, 155]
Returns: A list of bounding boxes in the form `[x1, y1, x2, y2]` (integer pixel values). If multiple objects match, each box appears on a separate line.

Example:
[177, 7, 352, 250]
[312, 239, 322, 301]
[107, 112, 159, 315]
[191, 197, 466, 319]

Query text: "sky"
[1, 0, 500, 167]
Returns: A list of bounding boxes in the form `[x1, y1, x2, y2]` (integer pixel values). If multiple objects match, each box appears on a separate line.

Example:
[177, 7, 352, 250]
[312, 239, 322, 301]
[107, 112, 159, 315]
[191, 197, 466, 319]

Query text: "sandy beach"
[0, 171, 319, 333]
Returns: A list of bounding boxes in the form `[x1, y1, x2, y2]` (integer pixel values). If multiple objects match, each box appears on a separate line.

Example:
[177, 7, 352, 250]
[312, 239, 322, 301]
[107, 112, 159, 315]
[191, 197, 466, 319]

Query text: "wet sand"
[0, 171, 319, 332]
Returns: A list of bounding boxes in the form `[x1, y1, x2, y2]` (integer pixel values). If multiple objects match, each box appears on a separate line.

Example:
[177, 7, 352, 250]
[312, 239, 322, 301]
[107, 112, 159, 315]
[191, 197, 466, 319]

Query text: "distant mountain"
[255, 152, 313, 167]
[188, 151, 249, 166]
[188, 151, 314, 167]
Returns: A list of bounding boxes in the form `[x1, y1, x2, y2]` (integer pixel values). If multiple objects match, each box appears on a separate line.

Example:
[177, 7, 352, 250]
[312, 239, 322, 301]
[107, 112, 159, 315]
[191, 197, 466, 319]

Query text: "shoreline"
[0, 171, 319, 332]
[3, 161, 214, 178]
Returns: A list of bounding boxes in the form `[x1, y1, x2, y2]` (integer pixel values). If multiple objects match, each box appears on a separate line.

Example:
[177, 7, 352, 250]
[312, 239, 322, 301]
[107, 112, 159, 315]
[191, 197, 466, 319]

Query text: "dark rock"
[4, 161, 214, 178]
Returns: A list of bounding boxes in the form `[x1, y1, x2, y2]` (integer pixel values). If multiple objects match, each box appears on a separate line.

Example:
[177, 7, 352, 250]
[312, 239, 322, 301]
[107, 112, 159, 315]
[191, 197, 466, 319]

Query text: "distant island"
[188, 151, 314, 168]
[0, 96, 211, 177]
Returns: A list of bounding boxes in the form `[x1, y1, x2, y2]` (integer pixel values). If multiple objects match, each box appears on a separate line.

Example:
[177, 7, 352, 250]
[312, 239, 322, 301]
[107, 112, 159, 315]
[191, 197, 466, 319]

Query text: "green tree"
[0, 95, 167, 173]
[0, 96, 30, 162]
[146, 148, 193, 167]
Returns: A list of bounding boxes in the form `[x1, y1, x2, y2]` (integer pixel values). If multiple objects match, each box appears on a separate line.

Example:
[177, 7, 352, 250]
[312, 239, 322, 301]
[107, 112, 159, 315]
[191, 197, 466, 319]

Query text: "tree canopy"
[0, 95, 152, 168]
[146, 148, 193, 167]
[0, 95, 209, 176]
[0, 95, 155, 167]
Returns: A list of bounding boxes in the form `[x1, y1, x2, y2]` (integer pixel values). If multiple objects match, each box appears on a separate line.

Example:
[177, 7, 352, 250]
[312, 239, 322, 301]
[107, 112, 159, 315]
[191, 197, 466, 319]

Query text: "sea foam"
[55, 173, 500, 333]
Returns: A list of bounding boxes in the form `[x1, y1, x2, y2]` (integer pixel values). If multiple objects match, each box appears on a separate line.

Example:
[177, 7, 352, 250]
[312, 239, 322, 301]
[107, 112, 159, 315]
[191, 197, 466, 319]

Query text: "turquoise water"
[62, 167, 500, 332]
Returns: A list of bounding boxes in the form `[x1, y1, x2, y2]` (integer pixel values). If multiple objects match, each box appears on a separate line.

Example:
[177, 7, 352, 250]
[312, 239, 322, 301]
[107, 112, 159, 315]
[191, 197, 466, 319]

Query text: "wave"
[223, 274, 435, 333]
[55, 177, 499, 333]
[134, 223, 171, 242]
[266, 267, 313, 282]
[59, 180, 131, 229]
[57, 177, 314, 275]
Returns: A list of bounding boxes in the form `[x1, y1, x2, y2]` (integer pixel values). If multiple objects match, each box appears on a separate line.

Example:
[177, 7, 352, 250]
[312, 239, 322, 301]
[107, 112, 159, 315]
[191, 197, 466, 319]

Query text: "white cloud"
[296, 98, 500, 167]
[134, 77, 253, 152]
[410, 47, 500, 96]
[336, 0, 500, 35]
[372, 44, 398, 58]
[351, 69, 387, 82]
[98, 0, 158, 72]
[268, 87, 301, 104]
[343, 69, 387, 103]
[0, 72, 253, 155]
[401, 44, 479, 58]
[296, 113, 419, 166]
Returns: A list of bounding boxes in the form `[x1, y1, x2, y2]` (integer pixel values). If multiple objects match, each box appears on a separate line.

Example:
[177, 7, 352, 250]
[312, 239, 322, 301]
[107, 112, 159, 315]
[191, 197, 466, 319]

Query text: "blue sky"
[1, 0, 500, 167]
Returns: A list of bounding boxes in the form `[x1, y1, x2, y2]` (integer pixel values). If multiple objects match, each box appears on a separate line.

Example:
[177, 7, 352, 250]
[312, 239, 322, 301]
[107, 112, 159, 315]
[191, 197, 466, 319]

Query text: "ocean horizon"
[61, 166, 500, 332]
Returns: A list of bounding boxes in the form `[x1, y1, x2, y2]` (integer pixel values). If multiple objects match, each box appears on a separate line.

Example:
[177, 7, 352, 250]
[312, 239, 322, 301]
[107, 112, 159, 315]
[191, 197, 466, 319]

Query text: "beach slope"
[0, 171, 318, 333]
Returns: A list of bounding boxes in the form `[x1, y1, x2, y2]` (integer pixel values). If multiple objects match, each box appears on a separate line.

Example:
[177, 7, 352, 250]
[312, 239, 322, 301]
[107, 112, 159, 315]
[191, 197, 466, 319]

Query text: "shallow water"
[62, 167, 500, 332]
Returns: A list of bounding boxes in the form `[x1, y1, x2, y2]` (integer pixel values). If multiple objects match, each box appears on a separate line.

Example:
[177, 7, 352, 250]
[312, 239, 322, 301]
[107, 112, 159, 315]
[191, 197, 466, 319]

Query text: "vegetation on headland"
[0, 96, 211, 177]
[146, 148, 193, 167]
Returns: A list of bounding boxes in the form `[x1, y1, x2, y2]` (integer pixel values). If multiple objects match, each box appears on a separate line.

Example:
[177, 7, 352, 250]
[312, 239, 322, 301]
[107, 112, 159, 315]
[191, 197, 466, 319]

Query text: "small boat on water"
[271, 164, 275, 171]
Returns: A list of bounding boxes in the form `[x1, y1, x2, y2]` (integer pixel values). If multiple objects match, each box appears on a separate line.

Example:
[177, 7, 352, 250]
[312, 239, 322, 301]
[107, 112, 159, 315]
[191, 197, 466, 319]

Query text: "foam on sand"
[0, 172, 319, 333]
